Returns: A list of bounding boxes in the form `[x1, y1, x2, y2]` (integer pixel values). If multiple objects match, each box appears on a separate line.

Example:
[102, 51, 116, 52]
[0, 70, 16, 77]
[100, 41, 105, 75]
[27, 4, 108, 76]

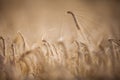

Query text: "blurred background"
[0, 0, 120, 45]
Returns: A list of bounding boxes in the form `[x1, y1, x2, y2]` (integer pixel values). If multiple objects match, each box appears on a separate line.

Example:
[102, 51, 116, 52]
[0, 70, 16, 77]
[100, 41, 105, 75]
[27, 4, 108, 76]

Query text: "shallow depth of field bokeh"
[0, 0, 120, 80]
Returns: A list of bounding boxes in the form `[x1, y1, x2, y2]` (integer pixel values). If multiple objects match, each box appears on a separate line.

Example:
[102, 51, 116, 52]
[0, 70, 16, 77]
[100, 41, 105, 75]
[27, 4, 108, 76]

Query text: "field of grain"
[0, 0, 120, 80]
[0, 11, 120, 80]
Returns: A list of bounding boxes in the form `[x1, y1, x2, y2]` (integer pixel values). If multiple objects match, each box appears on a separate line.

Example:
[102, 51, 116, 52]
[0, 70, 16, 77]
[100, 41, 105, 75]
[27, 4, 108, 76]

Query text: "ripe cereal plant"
[0, 12, 120, 80]
[67, 11, 120, 79]
[18, 47, 46, 79]
[67, 11, 89, 44]
[0, 36, 6, 57]
[12, 32, 29, 57]
[0, 36, 6, 80]
[53, 42, 65, 64]
[0, 36, 23, 80]
[0, 33, 120, 80]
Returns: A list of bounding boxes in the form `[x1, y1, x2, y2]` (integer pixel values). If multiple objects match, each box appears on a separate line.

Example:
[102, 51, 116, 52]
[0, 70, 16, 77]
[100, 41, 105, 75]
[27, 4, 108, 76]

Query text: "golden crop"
[0, 11, 120, 80]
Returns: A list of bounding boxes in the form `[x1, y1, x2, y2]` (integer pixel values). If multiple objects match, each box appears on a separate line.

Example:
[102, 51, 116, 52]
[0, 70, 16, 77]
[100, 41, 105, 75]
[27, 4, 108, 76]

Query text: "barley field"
[0, 29, 120, 80]
[0, 11, 120, 80]
[0, 0, 120, 80]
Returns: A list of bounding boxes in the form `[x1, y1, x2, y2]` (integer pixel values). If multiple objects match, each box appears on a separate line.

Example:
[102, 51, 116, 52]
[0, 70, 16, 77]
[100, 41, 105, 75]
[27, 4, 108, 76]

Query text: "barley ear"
[12, 32, 27, 56]
[0, 36, 5, 57]
[67, 11, 80, 30]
